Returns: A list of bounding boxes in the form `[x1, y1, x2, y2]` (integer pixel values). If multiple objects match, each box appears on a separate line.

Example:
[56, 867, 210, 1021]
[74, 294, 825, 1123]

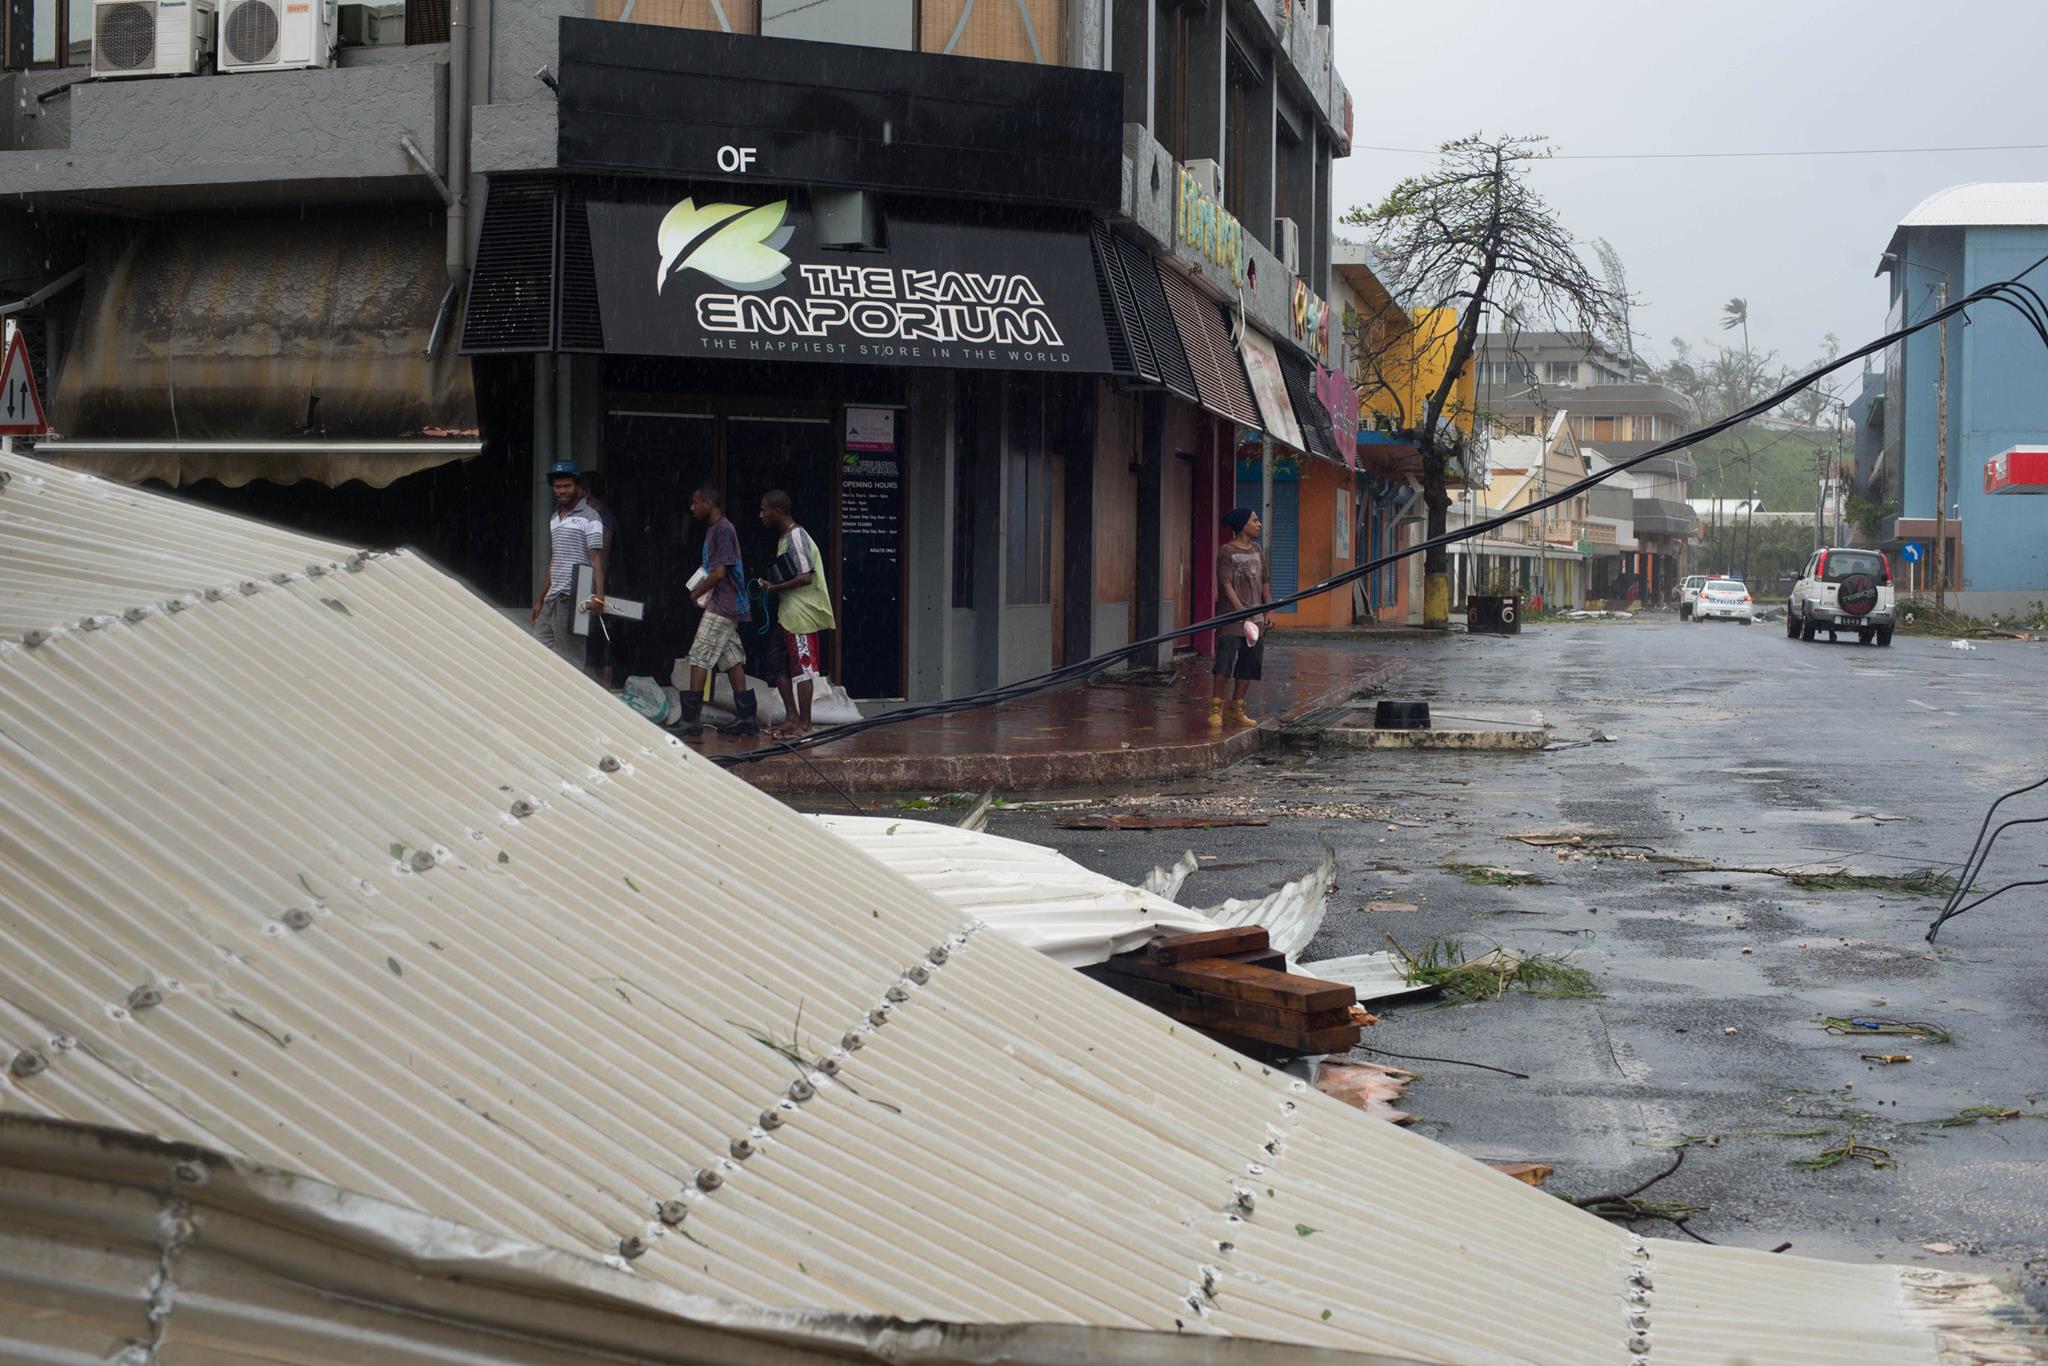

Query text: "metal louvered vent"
[1116, 236, 1197, 402]
[1276, 347, 1335, 462]
[93, 2, 159, 71]
[224, 0, 283, 65]
[1087, 223, 1139, 378]
[1157, 264, 1259, 430]
[556, 182, 605, 353]
[460, 178, 558, 354]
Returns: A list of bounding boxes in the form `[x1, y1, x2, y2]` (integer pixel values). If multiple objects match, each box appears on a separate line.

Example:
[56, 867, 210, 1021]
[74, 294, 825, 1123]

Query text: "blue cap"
[545, 461, 580, 479]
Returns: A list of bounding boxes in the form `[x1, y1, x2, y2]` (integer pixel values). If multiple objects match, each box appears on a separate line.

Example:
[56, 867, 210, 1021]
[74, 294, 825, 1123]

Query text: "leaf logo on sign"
[655, 198, 795, 294]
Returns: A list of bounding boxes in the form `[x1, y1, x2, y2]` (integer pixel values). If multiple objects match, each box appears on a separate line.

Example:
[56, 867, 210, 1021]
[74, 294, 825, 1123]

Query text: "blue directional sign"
[1900, 541, 1924, 563]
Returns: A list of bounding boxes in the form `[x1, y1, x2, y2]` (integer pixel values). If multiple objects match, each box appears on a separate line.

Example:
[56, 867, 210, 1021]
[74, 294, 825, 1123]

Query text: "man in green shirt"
[755, 489, 837, 739]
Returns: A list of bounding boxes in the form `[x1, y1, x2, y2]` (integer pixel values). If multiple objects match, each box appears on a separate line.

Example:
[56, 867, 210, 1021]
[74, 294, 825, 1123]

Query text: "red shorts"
[782, 629, 821, 683]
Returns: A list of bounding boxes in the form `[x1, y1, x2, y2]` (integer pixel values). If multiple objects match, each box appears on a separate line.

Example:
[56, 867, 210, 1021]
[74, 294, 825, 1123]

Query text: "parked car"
[1693, 578, 1755, 623]
[1786, 548, 1895, 646]
[1678, 575, 1710, 621]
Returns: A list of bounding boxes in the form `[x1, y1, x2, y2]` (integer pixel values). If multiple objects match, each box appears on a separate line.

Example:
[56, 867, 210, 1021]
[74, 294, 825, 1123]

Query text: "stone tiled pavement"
[690, 637, 1404, 795]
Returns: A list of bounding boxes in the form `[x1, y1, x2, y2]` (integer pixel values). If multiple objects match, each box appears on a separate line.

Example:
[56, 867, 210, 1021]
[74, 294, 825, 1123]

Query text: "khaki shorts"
[533, 594, 584, 669]
[688, 610, 745, 674]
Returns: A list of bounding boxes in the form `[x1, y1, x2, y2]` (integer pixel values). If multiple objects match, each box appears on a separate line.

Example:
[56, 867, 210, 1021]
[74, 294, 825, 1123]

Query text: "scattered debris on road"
[1823, 1016, 1953, 1043]
[1861, 1053, 1914, 1064]
[1488, 1162, 1554, 1186]
[1384, 934, 1600, 1001]
[1795, 1135, 1895, 1171]
[1441, 861, 1547, 886]
[1056, 813, 1270, 830]
[1086, 926, 1364, 1060]
[1315, 1061, 1415, 1124]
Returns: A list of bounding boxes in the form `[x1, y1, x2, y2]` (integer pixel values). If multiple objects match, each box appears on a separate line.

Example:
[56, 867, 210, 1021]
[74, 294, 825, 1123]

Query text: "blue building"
[1877, 183, 2048, 611]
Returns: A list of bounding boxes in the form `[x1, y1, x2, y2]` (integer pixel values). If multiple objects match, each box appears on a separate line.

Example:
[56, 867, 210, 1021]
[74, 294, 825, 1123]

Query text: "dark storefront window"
[1004, 377, 1054, 607]
[5, 0, 90, 67]
[1223, 49, 1259, 223]
[953, 384, 980, 609]
[1154, 4, 1190, 161]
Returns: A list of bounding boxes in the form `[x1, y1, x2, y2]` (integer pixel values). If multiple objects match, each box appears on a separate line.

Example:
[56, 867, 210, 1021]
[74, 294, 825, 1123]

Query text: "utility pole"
[1933, 281, 1950, 607]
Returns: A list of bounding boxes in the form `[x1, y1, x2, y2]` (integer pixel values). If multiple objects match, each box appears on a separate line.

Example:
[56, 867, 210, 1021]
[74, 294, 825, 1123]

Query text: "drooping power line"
[1354, 141, 2048, 162]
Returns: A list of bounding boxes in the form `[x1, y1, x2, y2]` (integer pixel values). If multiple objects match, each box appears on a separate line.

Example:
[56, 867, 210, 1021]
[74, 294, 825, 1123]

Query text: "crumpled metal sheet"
[0, 450, 2039, 1365]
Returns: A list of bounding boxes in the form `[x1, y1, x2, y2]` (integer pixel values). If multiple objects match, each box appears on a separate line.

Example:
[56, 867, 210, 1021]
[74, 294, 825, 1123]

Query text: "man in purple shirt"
[672, 486, 757, 736]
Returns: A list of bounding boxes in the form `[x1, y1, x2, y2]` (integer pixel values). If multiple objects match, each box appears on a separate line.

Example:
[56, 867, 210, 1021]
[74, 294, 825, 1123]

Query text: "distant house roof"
[1881, 182, 2048, 271]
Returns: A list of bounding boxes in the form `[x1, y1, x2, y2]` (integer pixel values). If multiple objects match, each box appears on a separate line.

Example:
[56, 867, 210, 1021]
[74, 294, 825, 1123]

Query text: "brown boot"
[1206, 698, 1224, 730]
[1228, 701, 1255, 727]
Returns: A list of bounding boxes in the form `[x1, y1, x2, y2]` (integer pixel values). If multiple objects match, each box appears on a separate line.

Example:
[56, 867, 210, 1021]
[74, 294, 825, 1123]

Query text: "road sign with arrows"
[0, 329, 48, 437]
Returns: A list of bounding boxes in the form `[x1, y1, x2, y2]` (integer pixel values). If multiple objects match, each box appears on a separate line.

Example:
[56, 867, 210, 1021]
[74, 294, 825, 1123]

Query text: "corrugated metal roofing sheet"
[1, 451, 2038, 1363]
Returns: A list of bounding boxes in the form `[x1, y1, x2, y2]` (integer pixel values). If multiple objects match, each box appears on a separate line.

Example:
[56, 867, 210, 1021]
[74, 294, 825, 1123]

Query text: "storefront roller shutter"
[1236, 471, 1301, 614]
[461, 177, 558, 354]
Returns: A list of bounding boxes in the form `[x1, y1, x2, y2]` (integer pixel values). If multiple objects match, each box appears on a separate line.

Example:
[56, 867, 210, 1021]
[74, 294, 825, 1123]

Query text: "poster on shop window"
[586, 194, 1116, 375]
[838, 407, 903, 699]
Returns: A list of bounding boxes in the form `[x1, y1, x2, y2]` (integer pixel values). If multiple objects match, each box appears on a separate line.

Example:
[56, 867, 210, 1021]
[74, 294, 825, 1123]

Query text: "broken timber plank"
[1104, 954, 1355, 1015]
[1144, 926, 1271, 963]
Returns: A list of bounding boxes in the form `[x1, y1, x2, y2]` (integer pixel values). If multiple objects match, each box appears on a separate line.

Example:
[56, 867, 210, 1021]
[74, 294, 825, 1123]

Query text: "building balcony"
[1633, 497, 1699, 538]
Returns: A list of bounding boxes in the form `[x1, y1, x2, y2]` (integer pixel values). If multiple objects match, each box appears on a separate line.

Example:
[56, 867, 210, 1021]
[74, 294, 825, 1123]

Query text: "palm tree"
[1719, 297, 1750, 354]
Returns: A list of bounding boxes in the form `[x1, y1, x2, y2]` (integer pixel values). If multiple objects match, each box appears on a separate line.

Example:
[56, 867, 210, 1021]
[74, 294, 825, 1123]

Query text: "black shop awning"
[51, 211, 476, 487]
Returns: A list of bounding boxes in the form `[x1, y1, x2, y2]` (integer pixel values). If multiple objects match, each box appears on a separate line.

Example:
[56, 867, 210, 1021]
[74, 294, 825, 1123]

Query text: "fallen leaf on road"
[1487, 1162, 1554, 1187]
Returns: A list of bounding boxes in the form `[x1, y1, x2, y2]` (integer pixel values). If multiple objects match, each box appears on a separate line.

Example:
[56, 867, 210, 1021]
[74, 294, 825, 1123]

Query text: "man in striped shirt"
[530, 461, 605, 672]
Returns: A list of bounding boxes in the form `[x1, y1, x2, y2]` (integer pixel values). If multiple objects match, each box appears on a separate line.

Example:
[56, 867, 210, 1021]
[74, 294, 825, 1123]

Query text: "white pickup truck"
[1786, 548, 1895, 646]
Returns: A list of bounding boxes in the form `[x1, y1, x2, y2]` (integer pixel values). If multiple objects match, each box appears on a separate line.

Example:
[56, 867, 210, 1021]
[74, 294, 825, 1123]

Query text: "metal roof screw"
[123, 606, 150, 624]
[840, 1031, 863, 1052]
[305, 563, 328, 577]
[204, 587, 228, 602]
[867, 1006, 890, 1027]
[758, 1108, 785, 1130]
[21, 629, 48, 648]
[618, 1235, 648, 1260]
[409, 849, 437, 873]
[657, 1199, 689, 1226]
[239, 581, 261, 596]
[9, 1049, 47, 1078]
[511, 799, 537, 818]
[0, 470, 9, 489]
[79, 615, 105, 631]
[927, 944, 949, 965]
[1628, 1313, 1650, 1333]
[270, 572, 294, 586]
[694, 1168, 724, 1192]
[126, 984, 163, 1011]
[1200, 1266, 1218, 1297]
[815, 1055, 841, 1076]
[1626, 1335, 1650, 1354]
[1627, 1272, 1653, 1292]
[345, 556, 367, 573]
[884, 985, 910, 1004]
[165, 598, 189, 613]
[281, 908, 314, 931]
[171, 1161, 205, 1185]
[787, 1078, 815, 1103]
[729, 1136, 755, 1160]
[905, 965, 930, 986]
[1232, 1189, 1255, 1216]
[598, 755, 622, 773]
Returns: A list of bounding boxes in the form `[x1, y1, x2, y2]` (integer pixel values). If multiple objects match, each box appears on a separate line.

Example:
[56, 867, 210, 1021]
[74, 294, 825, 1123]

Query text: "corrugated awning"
[52, 211, 476, 485]
[1275, 346, 1339, 466]
[28, 439, 485, 490]
[1091, 225, 1200, 402]
[1157, 263, 1260, 430]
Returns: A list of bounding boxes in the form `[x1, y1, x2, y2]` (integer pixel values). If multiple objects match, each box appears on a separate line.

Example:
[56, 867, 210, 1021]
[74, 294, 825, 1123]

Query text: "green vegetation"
[1388, 935, 1600, 1002]
[1782, 868, 1954, 895]
[1441, 861, 1546, 887]
[1911, 1106, 2042, 1131]
[1792, 1134, 1894, 1171]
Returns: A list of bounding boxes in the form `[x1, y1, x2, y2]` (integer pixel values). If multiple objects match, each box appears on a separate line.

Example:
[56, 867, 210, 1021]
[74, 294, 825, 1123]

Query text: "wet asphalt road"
[990, 616, 2048, 1301]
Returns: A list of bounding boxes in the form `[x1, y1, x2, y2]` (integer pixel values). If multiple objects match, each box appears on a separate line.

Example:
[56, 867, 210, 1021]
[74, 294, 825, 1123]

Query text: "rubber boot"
[669, 694, 704, 737]
[717, 689, 760, 737]
[1206, 697, 1224, 730]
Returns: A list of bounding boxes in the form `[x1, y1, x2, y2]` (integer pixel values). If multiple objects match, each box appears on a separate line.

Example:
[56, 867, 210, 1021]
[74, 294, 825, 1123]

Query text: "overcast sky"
[1329, 0, 2048, 375]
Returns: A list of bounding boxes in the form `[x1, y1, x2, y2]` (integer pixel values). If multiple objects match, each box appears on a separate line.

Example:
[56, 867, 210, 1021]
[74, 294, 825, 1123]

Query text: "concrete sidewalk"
[692, 638, 1403, 795]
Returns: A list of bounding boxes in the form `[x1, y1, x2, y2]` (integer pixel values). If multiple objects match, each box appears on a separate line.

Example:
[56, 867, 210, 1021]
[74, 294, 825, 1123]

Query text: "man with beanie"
[531, 460, 605, 674]
[1210, 506, 1272, 729]
[671, 486, 758, 737]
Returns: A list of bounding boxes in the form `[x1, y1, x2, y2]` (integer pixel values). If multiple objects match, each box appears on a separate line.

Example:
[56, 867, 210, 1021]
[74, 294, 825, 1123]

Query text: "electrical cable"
[1349, 1043, 1530, 1080]
[708, 253, 2048, 770]
[1351, 140, 2048, 162]
[1925, 780, 2048, 941]
[1930, 878, 2048, 935]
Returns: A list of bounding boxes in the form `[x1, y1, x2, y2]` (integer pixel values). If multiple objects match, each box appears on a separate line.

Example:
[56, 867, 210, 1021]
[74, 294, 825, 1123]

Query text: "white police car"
[1692, 578, 1755, 623]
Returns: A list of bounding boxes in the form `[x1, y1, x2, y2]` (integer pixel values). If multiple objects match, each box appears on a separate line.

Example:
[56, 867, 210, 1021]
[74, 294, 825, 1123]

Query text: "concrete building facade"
[0, 0, 1354, 699]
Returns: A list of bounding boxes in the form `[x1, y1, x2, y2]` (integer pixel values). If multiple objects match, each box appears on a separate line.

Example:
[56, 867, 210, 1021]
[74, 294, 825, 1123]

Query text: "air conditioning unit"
[92, 0, 217, 78]
[220, 0, 336, 72]
[1184, 158, 1224, 201]
[1276, 216, 1301, 275]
